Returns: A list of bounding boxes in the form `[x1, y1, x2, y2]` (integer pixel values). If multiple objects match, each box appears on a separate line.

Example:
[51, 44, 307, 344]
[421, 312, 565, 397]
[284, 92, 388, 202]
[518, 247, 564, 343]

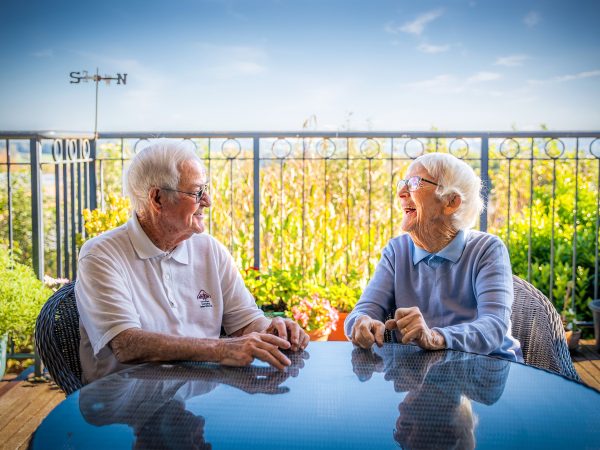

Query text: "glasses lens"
[408, 177, 421, 191]
[196, 184, 209, 202]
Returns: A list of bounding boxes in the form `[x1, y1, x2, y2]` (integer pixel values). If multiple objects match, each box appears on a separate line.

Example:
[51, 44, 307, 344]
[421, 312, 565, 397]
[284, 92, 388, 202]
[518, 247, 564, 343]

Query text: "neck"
[410, 222, 458, 253]
[136, 211, 180, 252]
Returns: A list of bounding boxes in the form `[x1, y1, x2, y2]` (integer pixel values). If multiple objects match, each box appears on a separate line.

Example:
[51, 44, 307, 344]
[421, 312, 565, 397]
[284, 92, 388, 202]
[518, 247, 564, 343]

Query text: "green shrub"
[0, 247, 53, 348]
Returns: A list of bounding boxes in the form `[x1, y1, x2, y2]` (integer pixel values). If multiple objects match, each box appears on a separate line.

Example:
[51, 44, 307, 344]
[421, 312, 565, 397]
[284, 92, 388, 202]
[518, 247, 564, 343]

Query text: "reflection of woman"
[351, 345, 510, 450]
[79, 354, 306, 449]
[346, 153, 522, 362]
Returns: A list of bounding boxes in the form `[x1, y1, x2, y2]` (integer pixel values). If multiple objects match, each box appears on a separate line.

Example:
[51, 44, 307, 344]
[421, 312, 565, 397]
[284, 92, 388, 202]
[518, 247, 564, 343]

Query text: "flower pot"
[0, 333, 7, 379]
[307, 329, 331, 341]
[565, 329, 582, 351]
[328, 312, 349, 341]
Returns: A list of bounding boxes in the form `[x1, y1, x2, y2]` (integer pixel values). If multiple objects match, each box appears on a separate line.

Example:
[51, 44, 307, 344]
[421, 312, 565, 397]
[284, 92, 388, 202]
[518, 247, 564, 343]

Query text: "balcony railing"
[2, 130, 600, 324]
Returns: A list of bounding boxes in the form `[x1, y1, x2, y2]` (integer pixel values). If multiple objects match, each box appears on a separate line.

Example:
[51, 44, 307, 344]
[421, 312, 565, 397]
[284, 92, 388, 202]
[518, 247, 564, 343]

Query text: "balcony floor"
[1, 340, 599, 448]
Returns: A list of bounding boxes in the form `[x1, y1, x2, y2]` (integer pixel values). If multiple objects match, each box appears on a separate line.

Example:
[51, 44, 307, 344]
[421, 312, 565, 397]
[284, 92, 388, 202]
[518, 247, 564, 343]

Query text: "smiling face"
[398, 164, 459, 251]
[160, 159, 211, 245]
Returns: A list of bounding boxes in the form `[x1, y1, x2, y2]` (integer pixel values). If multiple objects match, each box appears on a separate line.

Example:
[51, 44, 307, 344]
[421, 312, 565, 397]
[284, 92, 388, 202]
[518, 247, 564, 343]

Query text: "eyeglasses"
[161, 183, 210, 203]
[397, 176, 439, 192]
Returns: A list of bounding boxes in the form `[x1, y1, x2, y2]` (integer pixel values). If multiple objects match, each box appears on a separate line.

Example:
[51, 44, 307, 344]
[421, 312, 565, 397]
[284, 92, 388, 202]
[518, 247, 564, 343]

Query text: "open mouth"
[403, 207, 416, 215]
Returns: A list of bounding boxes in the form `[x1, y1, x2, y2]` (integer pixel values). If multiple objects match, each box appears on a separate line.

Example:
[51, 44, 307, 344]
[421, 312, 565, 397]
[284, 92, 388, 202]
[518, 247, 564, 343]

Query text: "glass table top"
[32, 342, 600, 449]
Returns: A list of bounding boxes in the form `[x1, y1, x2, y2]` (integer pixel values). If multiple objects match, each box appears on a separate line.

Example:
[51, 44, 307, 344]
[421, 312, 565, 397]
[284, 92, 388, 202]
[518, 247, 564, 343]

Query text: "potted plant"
[561, 282, 581, 351]
[243, 267, 304, 316]
[286, 293, 339, 341]
[0, 247, 53, 378]
[321, 281, 361, 341]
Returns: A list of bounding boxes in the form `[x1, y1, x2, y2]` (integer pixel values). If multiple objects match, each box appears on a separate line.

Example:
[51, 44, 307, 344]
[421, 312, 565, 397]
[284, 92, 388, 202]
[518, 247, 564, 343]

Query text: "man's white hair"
[125, 139, 204, 213]
[409, 153, 484, 230]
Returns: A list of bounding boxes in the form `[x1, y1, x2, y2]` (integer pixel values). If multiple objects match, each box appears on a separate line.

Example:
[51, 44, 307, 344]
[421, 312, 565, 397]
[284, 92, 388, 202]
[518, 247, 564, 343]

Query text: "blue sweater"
[345, 230, 523, 362]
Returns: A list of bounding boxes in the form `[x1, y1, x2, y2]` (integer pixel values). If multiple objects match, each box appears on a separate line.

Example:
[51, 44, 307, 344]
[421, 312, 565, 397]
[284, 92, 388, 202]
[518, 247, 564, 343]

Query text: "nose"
[199, 192, 212, 208]
[397, 182, 410, 198]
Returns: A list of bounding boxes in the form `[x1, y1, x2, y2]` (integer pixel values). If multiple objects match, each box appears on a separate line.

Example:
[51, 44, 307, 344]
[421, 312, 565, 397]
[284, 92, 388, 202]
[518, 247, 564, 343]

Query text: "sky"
[1, 0, 599, 132]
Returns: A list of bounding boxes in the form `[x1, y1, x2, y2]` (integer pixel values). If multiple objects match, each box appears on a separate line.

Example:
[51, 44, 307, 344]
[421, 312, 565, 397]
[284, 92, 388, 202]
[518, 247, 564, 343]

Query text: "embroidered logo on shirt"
[197, 289, 213, 308]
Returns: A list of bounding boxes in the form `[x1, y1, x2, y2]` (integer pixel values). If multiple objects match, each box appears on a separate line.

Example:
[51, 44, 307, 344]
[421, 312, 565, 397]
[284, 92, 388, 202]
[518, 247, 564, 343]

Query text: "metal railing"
[2, 131, 600, 320]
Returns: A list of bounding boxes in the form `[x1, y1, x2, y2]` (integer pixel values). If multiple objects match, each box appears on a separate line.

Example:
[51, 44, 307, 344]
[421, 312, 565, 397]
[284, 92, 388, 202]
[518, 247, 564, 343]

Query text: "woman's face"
[398, 165, 446, 236]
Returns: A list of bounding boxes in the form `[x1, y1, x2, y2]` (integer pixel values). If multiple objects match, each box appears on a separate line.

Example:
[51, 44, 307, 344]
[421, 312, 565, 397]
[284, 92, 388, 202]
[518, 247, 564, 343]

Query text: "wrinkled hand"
[266, 317, 310, 352]
[351, 347, 385, 381]
[216, 332, 292, 370]
[384, 307, 445, 350]
[350, 315, 386, 349]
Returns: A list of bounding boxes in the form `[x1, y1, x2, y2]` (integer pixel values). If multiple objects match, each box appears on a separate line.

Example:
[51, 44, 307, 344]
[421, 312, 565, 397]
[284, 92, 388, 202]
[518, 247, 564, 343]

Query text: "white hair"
[125, 139, 204, 213]
[409, 153, 484, 230]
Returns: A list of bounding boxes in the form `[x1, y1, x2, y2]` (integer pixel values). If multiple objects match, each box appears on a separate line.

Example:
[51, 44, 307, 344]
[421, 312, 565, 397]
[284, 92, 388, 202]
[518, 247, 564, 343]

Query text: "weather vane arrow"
[69, 68, 128, 138]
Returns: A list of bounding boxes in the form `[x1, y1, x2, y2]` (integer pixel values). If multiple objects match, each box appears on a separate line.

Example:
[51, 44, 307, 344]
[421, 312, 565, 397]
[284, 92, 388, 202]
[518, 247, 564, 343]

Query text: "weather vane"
[69, 68, 128, 139]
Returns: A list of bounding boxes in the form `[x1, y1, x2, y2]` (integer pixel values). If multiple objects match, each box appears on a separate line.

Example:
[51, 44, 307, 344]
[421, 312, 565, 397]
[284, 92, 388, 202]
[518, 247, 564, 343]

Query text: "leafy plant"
[0, 246, 53, 349]
[77, 193, 131, 245]
[286, 293, 339, 333]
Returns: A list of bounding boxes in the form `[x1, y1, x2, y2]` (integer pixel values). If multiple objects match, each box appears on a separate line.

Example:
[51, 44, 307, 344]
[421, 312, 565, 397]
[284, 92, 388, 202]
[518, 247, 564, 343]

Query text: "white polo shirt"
[75, 214, 264, 383]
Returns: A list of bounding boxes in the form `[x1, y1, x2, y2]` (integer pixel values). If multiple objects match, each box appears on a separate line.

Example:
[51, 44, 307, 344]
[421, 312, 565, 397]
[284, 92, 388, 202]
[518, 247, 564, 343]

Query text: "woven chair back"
[35, 281, 83, 395]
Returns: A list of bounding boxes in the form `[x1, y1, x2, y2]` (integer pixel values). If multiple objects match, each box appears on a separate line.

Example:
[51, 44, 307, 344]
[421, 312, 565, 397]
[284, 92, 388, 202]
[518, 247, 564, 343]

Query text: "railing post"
[30, 138, 44, 279]
[253, 137, 261, 269]
[30, 137, 44, 377]
[89, 138, 98, 210]
[480, 135, 489, 232]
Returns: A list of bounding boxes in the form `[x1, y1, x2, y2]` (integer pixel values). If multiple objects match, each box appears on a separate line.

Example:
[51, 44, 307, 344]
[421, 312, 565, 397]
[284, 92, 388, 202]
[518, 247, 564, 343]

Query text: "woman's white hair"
[125, 139, 204, 213]
[409, 153, 484, 230]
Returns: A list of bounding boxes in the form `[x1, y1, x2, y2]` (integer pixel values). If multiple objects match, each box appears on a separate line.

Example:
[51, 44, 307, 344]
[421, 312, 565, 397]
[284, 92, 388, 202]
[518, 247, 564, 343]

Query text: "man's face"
[161, 159, 211, 243]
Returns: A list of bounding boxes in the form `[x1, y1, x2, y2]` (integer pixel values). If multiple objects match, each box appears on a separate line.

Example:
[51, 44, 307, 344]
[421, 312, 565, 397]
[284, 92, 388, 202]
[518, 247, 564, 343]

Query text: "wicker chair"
[511, 275, 580, 381]
[35, 281, 83, 395]
[382, 275, 580, 381]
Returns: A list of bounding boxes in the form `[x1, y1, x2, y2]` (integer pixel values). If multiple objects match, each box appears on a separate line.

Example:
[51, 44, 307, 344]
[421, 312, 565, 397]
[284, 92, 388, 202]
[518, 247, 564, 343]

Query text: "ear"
[148, 187, 163, 213]
[443, 194, 462, 216]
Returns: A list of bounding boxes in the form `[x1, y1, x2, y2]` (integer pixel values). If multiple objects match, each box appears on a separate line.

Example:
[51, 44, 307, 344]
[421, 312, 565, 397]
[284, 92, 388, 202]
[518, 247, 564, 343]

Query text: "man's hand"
[216, 332, 293, 370]
[384, 307, 446, 350]
[350, 315, 386, 349]
[266, 317, 310, 352]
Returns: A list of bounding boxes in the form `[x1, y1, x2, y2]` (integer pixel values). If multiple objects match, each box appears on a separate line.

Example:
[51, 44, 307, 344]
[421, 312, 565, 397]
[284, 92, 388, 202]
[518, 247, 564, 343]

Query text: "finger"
[271, 319, 288, 340]
[394, 307, 412, 321]
[402, 327, 422, 345]
[384, 319, 398, 330]
[286, 321, 300, 350]
[356, 327, 375, 349]
[259, 332, 292, 349]
[253, 346, 291, 370]
[299, 331, 310, 350]
[374, 322, 385, 347]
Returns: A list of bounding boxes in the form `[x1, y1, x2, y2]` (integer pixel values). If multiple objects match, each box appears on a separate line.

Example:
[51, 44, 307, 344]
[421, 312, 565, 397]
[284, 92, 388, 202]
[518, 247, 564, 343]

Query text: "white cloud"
[196, 42, 268, 77]
[467, 72, 501, 83]
[32, 49, 53, 58]
[417, 43, 450, 54]
[524, 11, 540, 27]
[386, 9, 444, 36]
[494, 54, 529, 67]
[529, 69, 600, 84]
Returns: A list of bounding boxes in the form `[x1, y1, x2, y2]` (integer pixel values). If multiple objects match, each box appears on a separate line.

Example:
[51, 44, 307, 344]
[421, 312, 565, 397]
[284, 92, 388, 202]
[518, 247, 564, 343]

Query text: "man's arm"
[109, 327, 293, 370]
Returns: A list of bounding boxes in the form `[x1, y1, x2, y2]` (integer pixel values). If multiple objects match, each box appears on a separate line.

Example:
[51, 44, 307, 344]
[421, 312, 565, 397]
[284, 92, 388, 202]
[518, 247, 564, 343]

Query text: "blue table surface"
[32, 342, 600, 449]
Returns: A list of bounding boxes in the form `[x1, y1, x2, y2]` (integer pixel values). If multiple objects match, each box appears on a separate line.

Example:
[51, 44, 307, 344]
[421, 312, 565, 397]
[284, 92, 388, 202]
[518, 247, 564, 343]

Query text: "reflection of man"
[351, 345, 510, 450]
[80, 352, 308, 449]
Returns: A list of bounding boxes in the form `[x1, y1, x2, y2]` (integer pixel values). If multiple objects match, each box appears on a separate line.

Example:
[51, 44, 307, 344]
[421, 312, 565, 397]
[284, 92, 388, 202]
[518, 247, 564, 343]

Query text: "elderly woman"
[345, 152, 523, 361]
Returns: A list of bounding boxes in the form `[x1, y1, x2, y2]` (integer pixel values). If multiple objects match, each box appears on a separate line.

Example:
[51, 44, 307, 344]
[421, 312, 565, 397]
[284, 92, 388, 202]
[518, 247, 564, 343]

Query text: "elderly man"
[76, 140, 309, 383]
[346, 152, 522, 361]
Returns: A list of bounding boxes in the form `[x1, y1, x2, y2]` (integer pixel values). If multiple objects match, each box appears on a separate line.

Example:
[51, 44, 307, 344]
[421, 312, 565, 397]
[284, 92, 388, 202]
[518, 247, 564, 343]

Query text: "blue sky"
[1, 0, 599, 132]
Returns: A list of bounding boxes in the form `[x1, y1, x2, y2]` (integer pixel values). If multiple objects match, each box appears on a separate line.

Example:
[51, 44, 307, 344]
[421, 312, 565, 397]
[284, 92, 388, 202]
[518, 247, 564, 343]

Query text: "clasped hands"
[218, 317, 310, 371]
[350, 307, 445, 350]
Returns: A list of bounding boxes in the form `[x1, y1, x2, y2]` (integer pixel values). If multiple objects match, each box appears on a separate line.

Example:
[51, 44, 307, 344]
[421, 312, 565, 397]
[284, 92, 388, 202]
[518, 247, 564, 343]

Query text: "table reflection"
[79, 351, 308, 449]
[351, 345, 510, 450]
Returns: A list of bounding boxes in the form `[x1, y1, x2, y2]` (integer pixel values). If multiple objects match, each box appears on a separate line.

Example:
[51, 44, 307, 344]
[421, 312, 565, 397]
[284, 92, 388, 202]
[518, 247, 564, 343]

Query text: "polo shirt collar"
[127, 214, 190, 264]
[411, 229, 467, 266]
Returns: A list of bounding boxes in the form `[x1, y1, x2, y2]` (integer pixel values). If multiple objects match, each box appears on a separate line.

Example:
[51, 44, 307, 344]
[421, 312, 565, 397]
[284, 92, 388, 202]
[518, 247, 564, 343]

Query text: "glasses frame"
[161, 183, 210, 203]
[397, 176, 439, 192]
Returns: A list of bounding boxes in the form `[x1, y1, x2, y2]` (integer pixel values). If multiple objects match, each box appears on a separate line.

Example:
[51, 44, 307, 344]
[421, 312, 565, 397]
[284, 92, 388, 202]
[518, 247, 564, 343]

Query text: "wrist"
[430, 330, 446, 350]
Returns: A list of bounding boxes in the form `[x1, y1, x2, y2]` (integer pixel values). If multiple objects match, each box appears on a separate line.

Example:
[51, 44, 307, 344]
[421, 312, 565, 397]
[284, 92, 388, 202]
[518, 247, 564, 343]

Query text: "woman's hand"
[385, 307, 446, 350]
[350, 315, 386, 349]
